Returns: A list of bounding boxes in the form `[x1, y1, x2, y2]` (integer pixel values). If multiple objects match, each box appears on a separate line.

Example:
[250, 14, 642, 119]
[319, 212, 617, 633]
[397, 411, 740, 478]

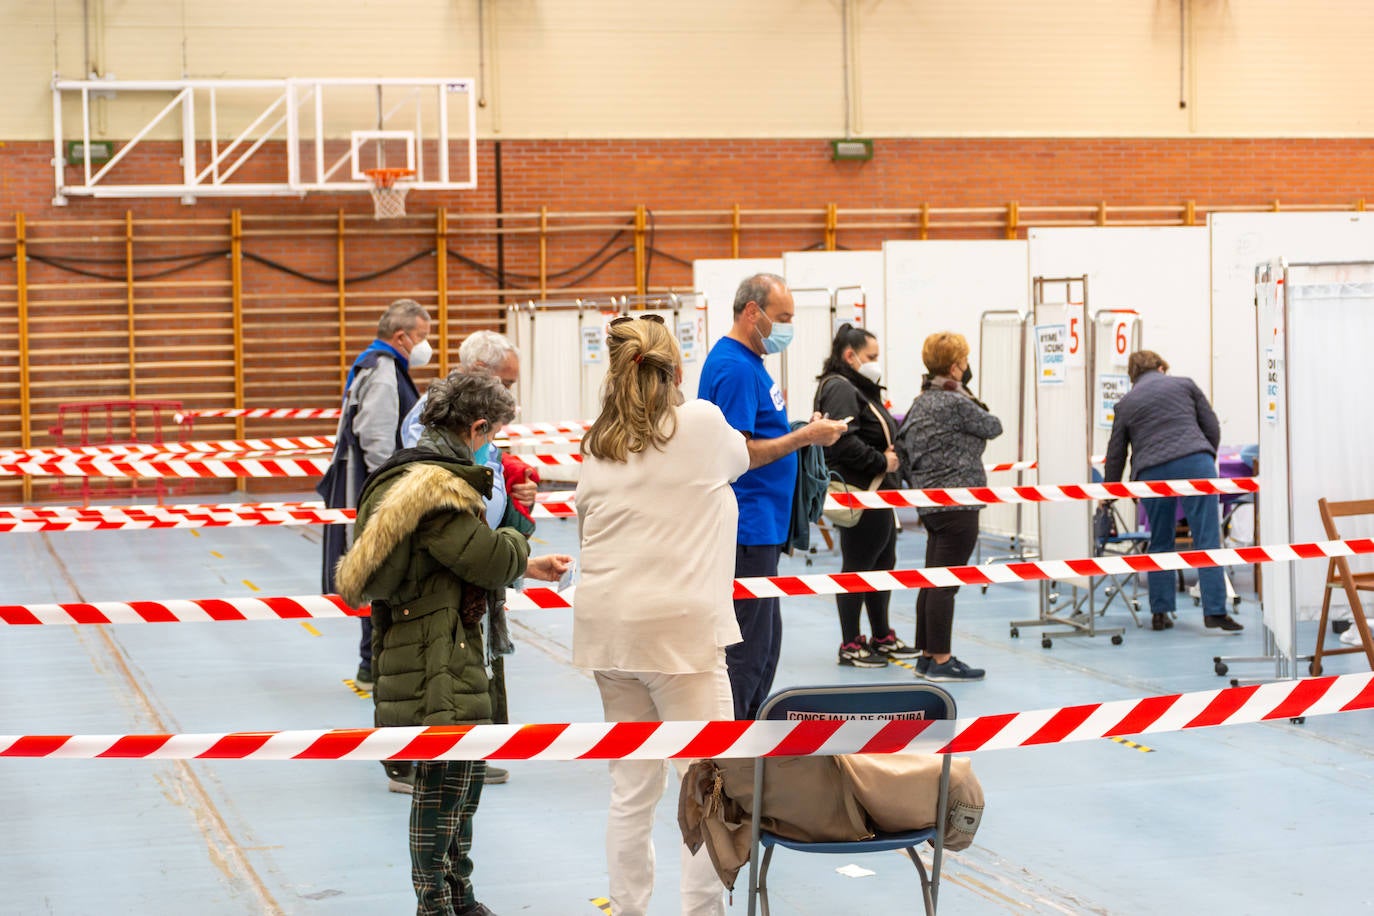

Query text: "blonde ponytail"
[582, 318, 682, 462]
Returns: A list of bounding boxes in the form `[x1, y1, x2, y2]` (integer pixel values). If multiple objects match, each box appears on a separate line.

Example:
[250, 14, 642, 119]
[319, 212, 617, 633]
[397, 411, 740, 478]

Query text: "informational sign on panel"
[1096, 373, 1130, 429]
[1034, 324, 1067, 385]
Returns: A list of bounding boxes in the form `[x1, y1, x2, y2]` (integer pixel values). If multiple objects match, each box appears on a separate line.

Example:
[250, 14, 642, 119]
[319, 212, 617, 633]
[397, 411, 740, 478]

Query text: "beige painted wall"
[4, 1, 1374, 141]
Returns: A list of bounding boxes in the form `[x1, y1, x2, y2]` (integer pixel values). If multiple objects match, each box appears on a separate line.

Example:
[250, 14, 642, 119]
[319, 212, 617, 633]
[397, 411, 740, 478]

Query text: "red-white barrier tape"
[0, 455, 333, 479]
[509, 453, 584, 468]
[0, 594, 359, 626]
[172, 410, 593, 441]
[0, 478, 1251, 532]
[830, 478, 1257, 509]
[0, 436, 336, 460]
[4, 672, 1371, 761]
[984, 455, 1106, 473]
[511, 535, 1373, 610]
[3, 535, 1369, 623]
[500, 421, 593, 438]
[174, 408, 342, 423]
[0, 503, 352, 532]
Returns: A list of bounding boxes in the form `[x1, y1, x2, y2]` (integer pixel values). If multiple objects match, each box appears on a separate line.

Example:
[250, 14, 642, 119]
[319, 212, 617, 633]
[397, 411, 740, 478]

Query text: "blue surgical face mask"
[761, 317, 794, 354]
[473, 441, 495, 466]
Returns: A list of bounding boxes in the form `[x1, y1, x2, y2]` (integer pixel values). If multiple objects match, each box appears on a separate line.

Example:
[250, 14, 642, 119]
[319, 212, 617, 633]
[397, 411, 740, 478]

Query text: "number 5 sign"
[1065, 304, 1084, 368]
[1109, 315, 1136, 367]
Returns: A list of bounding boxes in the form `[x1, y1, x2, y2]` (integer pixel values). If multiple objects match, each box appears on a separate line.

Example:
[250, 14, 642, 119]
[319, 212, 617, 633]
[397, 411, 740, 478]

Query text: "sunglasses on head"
[610, 313, 666, 326]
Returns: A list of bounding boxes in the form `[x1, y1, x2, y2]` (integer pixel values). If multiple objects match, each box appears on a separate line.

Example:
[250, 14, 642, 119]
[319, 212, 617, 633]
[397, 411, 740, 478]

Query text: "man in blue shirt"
[699, 273, 846, 720]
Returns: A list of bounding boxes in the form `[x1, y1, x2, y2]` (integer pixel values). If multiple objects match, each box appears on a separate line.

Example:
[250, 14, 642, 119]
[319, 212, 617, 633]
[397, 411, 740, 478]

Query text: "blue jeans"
[726, 544, 783, 721]
[1137, 451, 1226, 616]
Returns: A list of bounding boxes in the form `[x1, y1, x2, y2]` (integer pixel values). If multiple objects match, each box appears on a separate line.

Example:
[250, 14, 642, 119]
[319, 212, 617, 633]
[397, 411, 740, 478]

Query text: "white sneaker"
[1339, 623, 1373, 647]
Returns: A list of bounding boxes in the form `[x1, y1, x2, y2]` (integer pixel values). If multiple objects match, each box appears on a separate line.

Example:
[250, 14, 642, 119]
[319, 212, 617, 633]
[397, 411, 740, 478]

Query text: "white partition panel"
[978, 311, 1037, 545]
[692, 257, 784, 351]
[884, 241, 1029, 415]
[1034, 295, 1093, 578]
[777, 286, 834, 421]
[1027, 226, 1210, 398]
[781, 251, 886, 421]
[1211, 213, 1374, 446]
[1260, 262, 1374, 668]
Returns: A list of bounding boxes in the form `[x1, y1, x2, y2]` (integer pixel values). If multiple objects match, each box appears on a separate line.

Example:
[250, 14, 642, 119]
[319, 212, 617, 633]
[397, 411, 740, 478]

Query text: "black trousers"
[836, 508, 897, 645]
[726, 543, 783, 721]
[914, 509, 981, 656]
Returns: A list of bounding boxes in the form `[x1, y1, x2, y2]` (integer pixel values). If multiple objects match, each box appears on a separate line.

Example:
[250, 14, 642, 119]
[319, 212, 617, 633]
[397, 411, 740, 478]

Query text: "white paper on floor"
[835, 864, 876, 878]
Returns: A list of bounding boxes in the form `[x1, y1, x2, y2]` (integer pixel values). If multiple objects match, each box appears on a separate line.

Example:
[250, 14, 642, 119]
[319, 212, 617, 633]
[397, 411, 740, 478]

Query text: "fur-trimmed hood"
[335, 460, 488, 606]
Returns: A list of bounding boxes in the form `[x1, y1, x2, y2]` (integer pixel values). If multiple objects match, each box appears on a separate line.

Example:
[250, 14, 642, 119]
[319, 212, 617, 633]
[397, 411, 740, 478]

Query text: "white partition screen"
[1034, 281, 1093, 576]
[1211, 213, 1374, 446]
[1258, 261, 1374, 667]
[1027, 226, 1209, 396]
[884, 240, 1030, 416]
[779, 286, 835, 422]
[978, 311, 1037, 544]
[691, 257, 784, 351]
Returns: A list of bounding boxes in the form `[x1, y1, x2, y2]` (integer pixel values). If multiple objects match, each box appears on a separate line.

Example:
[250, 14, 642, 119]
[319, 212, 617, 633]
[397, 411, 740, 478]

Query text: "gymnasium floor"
[3, 498, 1372, 915]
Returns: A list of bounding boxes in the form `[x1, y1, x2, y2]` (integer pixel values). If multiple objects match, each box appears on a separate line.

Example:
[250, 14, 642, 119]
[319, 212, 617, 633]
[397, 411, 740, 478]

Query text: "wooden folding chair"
[1311, 498, 1374, 676]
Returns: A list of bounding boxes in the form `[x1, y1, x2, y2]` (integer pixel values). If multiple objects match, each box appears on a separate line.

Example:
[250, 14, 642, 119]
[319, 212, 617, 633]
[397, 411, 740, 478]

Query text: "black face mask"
[961, 365, 973, 387]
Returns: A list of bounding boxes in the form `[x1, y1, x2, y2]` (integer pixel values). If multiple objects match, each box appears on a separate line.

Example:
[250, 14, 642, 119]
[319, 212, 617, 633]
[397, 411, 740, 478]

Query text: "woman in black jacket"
[815, 324, 917, 667]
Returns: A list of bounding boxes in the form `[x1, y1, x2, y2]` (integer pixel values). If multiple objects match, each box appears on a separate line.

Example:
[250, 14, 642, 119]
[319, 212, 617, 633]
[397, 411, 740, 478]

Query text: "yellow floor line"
[190, 529, 200, 538]
[1109, 736, 1156, 753]
[242, 579, 259, 592]
[343, 679, 371, 699]
[589, 897, 612, 915]
[44, 533, 283, 914]
[300, 622, 321, 637]
[209, 550, 223, 559]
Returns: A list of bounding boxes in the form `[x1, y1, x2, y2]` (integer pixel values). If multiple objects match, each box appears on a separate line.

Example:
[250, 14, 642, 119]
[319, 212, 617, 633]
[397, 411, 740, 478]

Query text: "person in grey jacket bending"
[1102, 350, 1241, 632]
[895, 332, 1002, 682]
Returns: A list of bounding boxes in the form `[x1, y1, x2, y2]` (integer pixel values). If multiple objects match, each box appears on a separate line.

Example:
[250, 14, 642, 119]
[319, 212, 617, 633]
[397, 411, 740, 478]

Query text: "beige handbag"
[822, 397, 892, 530]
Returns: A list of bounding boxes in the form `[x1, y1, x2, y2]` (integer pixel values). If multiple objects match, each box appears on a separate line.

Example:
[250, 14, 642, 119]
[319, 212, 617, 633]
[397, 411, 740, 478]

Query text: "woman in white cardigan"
[574, 315, 749, 916]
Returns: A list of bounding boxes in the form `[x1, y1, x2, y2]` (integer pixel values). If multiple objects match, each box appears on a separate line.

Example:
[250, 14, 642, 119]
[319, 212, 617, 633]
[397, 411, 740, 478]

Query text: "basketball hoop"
[363, 168, 416, 219]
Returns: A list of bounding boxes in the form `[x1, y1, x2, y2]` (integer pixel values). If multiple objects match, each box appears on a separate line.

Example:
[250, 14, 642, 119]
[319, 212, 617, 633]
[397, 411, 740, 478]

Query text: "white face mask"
[408, 338, 433, 369]
[857, 360, 883, 384]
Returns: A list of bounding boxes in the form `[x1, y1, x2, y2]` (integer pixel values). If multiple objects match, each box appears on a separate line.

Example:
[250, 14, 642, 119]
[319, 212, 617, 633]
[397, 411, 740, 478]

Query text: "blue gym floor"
[3, 497, 1372, 915]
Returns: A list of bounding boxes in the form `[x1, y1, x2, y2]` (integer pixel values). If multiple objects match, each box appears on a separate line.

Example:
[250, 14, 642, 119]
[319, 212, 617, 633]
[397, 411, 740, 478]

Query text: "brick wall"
[1, 134, 1372, 499]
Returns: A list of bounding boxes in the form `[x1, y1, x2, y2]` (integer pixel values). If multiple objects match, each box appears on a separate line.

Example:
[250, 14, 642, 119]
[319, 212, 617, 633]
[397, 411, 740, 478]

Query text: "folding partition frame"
[1011, 276, 1126, 647]
[976, 309, 1036, 560]
[1220, 260, 1374, 685]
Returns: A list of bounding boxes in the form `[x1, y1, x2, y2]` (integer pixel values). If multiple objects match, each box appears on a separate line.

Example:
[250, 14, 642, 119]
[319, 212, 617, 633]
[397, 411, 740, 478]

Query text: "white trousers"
[594, 656, 732, 916]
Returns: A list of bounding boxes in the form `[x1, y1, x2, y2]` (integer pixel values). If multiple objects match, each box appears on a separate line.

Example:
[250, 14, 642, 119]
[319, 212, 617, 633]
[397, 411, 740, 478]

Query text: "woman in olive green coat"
[336, 369, 570, 916]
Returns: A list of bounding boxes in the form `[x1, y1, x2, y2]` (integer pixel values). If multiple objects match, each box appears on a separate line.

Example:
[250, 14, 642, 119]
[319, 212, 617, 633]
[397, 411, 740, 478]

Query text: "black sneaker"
[1151, 613, 1174, 631]
[838, 639, 888, 668]
[870, 632, 921, 659]
[924, 657, 985, 682]
[1204, 615, 1244, 632]
[914, 655, 932, 678]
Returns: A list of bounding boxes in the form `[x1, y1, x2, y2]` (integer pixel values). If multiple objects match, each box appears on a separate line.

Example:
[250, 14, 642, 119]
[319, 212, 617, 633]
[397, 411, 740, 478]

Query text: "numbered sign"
[1065, 303, 1085, 368]
[1110, 316, 1136, 367]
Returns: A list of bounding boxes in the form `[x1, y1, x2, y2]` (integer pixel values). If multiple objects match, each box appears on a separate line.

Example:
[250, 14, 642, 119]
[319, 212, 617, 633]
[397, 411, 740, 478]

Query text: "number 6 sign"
[1110, 315, 1136, 367]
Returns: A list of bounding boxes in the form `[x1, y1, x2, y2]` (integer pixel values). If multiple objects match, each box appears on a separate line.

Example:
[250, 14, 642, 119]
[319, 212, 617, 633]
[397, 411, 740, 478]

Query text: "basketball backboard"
[50, 77, 477, 204]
